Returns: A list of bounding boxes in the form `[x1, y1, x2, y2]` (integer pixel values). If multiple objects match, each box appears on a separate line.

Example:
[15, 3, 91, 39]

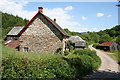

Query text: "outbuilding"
[69, 36, 86, 49]
[98, 42, 119, 51]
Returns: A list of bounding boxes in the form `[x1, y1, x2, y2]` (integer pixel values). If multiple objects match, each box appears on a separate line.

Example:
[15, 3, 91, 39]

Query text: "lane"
[84, 45, 120, 79]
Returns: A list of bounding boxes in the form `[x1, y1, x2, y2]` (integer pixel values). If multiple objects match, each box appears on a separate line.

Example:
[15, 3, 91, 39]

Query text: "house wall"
[19, 14, 65, 53]
[62, 37, 69, 54]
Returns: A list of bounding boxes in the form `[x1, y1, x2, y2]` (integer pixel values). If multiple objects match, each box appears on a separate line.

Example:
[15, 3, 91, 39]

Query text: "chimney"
[38, 7, 43, 13]
[54, 18, 56, 22]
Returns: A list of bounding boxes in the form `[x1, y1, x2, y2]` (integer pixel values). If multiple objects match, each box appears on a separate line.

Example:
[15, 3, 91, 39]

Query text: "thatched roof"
[69, 36, 86, 47]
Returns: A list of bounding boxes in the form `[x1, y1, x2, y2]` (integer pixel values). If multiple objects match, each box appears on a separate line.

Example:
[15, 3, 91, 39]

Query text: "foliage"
[98, 49, 120, 65]
[65, 40, 74, 52]
[93, 43, 99, 49]
[64, 50, 69, 56]
[64, 25, 120, 45]
[2, 12, 29, 38]
[99, 34, 112, 43]
[65, 55, 97, 78]
[108, 51, 120, 64]
[2, 45, 101, 79]
[73, 49, 101, 68]
[116, 35, 120, 45]
[56, 47, 62, 54]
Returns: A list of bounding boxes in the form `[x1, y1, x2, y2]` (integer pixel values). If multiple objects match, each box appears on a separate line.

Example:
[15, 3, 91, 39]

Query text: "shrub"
[93, 43, 99, 49]
[64, 50, 69, 56]
[65, 55, 97, 78]
[56, 47, 62, 53]
[65, 40, 74, 52]
[70, 46, 74, 52]
[2, 45, 101, 79]
[73, 49, 101, 69]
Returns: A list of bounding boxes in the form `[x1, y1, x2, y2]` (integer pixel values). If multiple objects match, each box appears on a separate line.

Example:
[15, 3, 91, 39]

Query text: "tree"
[91, 33, 100, 43]
[116, 35, 120, 45]
[99, 34, 112, 43]
[2, 12, 29, 38]
[108, 30, 116, 37]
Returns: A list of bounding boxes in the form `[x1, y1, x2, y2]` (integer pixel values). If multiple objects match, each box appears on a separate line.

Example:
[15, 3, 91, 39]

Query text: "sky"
[0, 0, 118, 32]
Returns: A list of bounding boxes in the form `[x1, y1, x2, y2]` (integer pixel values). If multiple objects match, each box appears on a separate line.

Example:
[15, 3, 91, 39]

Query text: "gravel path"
[84, 45, 120, 80]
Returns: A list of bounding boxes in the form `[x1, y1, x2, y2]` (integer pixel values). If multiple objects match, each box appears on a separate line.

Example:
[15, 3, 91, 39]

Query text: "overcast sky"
[0, 0, 118, 32]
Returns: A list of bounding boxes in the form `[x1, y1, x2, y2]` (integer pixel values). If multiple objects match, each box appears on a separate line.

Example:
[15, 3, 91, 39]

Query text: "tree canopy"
[1, 12, 29, 38]
[64, 25, 120, 45]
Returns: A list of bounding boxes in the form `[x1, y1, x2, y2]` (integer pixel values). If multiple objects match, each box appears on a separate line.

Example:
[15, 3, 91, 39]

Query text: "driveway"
[84, 45, 120, 79]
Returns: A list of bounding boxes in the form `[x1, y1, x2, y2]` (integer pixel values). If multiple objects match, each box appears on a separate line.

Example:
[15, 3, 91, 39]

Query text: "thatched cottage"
[5, 7, 69, 53]
[69, 36, 86, 49]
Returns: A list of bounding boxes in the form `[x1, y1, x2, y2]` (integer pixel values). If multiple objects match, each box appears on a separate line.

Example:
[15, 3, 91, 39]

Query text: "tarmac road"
[84, 45, 120, 80]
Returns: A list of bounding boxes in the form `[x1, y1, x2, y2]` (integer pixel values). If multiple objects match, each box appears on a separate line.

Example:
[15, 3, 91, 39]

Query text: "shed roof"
[99, 42, 113, 46]
[17, 12, 69, 37]
[69, 36, 85, 43]
[69, 36, 86, 47]
[7, 26, 24, 36]
[5, 40, 20, 49]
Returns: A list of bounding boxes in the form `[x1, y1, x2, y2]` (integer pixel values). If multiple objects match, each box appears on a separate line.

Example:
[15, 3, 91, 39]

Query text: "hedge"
[2, 46, 101, 79]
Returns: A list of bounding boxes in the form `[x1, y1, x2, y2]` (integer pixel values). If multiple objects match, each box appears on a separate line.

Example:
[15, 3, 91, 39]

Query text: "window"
[24, 47, 28, 52]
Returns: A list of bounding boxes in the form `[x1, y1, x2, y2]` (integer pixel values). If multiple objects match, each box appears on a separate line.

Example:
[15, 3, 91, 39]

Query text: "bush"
[2, 45, 101, 79]
[70, 46, 74, 52]
[73, 49, 101, 69]
[65, 55, 97, 78]
[93, 43, 99, 49]
[64, 50, 69, 56]
[65, 40, 74, 52]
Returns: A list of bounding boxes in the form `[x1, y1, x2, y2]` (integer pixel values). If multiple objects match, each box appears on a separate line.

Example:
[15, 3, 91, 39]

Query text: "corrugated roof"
[7, 26, 24, 35]
[99, 42, 113, 46]
[5, 40, 20, 49]
[69, 36, 85, 42]
[17, 12, 69, 37]
[69, 36, 86, 47]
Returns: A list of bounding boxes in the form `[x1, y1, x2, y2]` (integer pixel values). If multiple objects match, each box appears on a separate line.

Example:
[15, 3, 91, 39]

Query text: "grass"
[92, 44, 120, 64]
[107, 51, 120, 64]
[2, 45, 101, 79]
[95, 49, 120, 64]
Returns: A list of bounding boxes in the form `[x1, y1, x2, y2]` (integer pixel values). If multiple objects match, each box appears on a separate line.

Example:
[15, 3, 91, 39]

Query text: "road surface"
[84, 45, 120, 80]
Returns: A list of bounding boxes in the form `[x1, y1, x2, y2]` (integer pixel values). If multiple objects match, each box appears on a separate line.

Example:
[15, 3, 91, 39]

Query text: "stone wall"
[19, 14, 65, 53]
[7, 36, 19, 40]
[110, 42, 119, 51]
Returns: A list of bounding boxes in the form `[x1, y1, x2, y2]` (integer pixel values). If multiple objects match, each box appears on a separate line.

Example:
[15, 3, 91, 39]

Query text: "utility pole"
[116, 0, 120, 25]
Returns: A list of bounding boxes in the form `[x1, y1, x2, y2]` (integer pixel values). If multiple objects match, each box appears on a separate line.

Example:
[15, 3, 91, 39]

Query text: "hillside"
[64, 25, 120, 45]
[1, 12, 120, 45]
[1, 12, 29, 39]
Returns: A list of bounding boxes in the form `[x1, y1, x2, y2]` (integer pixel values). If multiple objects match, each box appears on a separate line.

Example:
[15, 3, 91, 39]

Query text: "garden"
[2, 43, 101, 79]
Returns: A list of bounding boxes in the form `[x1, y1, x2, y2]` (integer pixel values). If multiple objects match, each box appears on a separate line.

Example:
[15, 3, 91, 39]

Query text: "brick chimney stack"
[38, 7, 43, 13]
[54, 18, 56, 22]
